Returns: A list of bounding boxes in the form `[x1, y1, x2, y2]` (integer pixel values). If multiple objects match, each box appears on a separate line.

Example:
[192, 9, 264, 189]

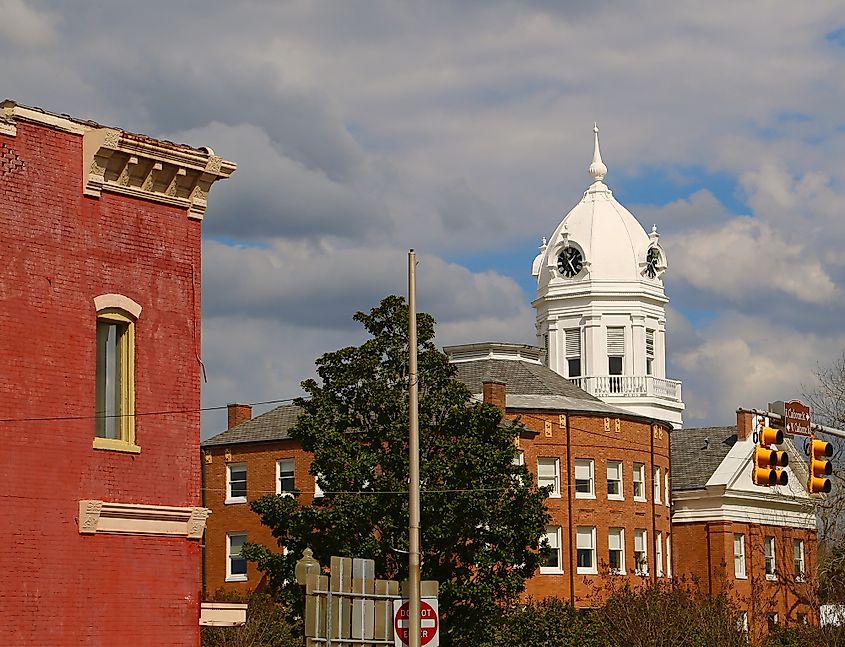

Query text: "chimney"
[482, 378, 506, 415]
[736, 409, 754, 440]
[227, 403, 252, 429]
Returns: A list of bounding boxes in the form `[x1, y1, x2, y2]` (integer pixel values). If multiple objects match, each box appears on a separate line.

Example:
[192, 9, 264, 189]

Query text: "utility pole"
[407, 249, 421, 647]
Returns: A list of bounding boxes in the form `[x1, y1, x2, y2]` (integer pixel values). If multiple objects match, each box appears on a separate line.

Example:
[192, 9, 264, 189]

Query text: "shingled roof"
[670, 426, 737, 491]
[201, 403, 302, 447]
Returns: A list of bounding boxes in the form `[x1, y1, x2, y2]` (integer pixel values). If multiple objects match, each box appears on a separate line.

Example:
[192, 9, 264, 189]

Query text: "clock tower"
[532, 126, 684, 426]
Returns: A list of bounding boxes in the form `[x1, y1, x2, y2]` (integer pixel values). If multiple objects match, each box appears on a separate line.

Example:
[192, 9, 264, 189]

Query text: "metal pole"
[407, 250, 421, 647]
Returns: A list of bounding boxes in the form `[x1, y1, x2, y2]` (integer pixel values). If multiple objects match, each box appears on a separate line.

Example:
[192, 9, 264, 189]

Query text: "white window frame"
[565, 328, 581, 378]
[226, 463, 247, 504]
[574, 459, 595, 499]
[540, 526, 563, 574]
[634, 529, 648, 576]
[513, 450, 524, 466]
[794, 539, 805, 581]
[664, 470, 670, 507]
[655, 531, 664, 577]
[645, 329, 655, 376]
[765, 536, 777, 580]
[276, 458, 296, 496]
[576, 526, 597, 575]
[608, 527, 625, 575]
[733, 534, 746, 579]
[665, 534, 672, 578]
[633, 462, 646, 501]
[314, 474, 324, 498]
[226, 532, 248, 582]
[653, 466, 662, 504]
[537, 457, 561, 498]
[607, 460, 624, 500]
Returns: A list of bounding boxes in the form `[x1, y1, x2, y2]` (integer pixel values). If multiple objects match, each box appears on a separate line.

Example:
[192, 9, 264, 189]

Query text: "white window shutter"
[607, 327, 625, 355]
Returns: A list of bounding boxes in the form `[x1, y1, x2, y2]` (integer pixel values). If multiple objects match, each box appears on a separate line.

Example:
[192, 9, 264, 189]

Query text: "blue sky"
[2, 0, 844, 435]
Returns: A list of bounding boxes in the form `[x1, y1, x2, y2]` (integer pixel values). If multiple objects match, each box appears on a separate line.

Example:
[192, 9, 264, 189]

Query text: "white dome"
[533, 127, 666, 291]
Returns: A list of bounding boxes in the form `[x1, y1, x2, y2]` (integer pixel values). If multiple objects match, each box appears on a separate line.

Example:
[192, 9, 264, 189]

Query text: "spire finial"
[589, 123, 607, 182]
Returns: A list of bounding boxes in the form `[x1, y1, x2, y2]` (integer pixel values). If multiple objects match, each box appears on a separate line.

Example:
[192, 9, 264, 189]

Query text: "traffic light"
[809, 438, 833, 494]
[753, 426, 789, 487]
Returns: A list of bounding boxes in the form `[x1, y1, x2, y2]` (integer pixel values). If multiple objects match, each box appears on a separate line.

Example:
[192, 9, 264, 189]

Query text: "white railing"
[568, 375, 682, 402]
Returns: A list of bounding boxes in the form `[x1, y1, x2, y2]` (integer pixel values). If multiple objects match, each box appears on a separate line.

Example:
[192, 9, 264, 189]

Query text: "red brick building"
[0, 101, 234, 646]
[671, 410, 818, 640]
[201, 342, 673, 608]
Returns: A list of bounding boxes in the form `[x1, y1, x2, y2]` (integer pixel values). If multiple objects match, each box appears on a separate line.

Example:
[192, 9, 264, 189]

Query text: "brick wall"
[673, 520, 817, 639]
[0, 119, 203, 645]
[202, 440, 316, 594]
[514, 410, 672, 606]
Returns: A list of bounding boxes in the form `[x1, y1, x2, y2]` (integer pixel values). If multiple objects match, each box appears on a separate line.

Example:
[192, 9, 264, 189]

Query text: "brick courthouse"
[0, 101, 233, 645]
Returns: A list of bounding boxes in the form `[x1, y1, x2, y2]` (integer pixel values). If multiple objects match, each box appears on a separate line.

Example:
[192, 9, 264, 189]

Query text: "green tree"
[242, 296, 550, 647]
[200, 590, 302, 647]
[481, 597, 604, 647]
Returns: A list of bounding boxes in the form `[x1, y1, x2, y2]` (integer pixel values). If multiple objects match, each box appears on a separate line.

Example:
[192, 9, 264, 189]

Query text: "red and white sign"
[784, 400, 811, 437]
[393, 598, 439, 647]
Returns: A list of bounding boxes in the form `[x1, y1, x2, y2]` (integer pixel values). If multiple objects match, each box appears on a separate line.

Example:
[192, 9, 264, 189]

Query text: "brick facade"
[202, 439, 317, 594]
[0, 106, 232, 646]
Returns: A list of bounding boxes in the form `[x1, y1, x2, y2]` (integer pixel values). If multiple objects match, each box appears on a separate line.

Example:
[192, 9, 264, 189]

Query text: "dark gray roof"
[452, 358, 603, 401]
[201, 404, 302, 447]
[671, 426, 737, 491]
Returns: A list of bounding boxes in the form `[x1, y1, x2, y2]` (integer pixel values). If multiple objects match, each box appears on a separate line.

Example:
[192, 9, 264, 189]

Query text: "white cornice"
[672, 487, 816, 529]
[1, 100, 236, 220]
[79, 500, 211, 539]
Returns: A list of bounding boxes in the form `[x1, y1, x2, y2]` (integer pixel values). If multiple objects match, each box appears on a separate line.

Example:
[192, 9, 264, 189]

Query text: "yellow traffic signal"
[809, 438, 833, 494]
[753, 426, 789, 487]
[760, 426, 784, 446]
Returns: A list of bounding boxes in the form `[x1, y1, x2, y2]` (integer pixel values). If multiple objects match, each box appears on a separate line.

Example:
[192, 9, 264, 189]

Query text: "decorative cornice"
[82, 127, 235, 220]
[79, 500, 211, 539]
[1, 100, 235, 220]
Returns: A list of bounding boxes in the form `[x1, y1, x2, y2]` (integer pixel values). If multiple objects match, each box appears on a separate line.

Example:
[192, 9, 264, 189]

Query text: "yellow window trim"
[95, 298, 139, 452]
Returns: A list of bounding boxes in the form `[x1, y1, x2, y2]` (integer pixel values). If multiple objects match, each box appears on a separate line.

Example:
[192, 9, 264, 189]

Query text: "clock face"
[645, 247, 660, 279]
[557, 246, 583, 278]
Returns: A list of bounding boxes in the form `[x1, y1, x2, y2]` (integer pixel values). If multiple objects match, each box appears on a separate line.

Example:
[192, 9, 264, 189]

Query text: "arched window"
[93, 294, 141, 453]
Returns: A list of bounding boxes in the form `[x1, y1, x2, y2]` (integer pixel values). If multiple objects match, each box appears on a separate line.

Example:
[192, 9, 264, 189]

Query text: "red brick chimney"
[482, 379, 506, 415]
[227, 403, 252, 429]
[736, 409, 754, 440]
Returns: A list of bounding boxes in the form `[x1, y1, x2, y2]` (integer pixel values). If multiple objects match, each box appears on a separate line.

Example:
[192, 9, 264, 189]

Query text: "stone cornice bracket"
[79, 500, 212, 539]
[82, 126, 236, 220]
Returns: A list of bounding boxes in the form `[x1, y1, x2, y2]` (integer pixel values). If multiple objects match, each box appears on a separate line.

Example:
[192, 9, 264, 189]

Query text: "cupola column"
[632, 316, 646, 376]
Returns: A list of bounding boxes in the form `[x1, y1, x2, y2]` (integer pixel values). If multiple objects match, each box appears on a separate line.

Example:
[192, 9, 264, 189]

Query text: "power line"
[0, 397, 298, 423]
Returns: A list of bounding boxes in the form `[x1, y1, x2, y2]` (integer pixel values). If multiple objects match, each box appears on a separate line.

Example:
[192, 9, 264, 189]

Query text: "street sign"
[784, 400, 812, 437]
[393, 598, 439, 647]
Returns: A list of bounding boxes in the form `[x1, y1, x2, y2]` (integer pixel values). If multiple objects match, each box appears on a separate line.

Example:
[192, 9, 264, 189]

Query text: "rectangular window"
[513, 450, 524, 466]
[94, 311, 137, 451]
[655, 531, 664, 577]
[608, 528, 625, 574]
[734, 534, 746, 579]
[276, 459, 295, 496]
[634, 529, 648, 575]
[537, 458, 561, 497]
[738, 611, 748, 634]
[576, 526, 597, 574]
[794, 539, 805, 580]
[543, 333, 550, 366]
[314, 474, 324, 498]
[607, 461, 623, 499]
[607, 327, 624, 392]
[767, 613, 778, 629]
[633, 463, 646, 501]
[645, 330, 655, 376]
[653, 467, 662, 504]
[226, 463, 247, 503]
[226, 533, 248, 582]
[574, 459, 595, 498]
[664, 470, 670, 507]
[665, 535, 672, 577]
[765, 536, 776, 580]
[565, 328, 581, 378]
[540, 526, 562, 574]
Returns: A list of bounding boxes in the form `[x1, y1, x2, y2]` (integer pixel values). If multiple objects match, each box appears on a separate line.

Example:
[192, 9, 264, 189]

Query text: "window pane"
[278, 459, 295, 493]
[567, 358, 581, 378]
[607, 461, 622, 496]
[542, 527, 560, 569]
[608, 356, 623, 375]
[229, 465, 247, 498]
[96, 322, 122, 439]
[575, 460, 592, 494]
[577, 526, 594, 569]
[229, 534, 247, 576]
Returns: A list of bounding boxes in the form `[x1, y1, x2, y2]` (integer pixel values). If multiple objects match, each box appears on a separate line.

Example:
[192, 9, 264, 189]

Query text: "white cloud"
[0, 0, 59, 49]
[668, 218, 838, 305]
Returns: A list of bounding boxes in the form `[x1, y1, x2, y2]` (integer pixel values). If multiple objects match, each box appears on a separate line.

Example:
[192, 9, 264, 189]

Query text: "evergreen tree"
[242, 296, 549, 647]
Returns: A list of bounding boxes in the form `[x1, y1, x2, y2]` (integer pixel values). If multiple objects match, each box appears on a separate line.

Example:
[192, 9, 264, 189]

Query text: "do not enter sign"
[393, 598, 439, 647]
